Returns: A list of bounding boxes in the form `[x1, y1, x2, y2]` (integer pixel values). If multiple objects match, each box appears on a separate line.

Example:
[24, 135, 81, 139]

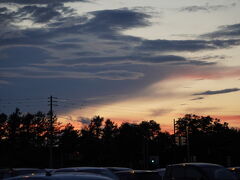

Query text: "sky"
[0, 0, 240, 132]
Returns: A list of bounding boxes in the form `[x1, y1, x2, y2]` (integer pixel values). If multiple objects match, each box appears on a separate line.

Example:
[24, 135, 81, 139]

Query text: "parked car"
[164, 162, 238, 180]
[115, 170, 161, 180]
[4, 173, 113, 180]
[155, 168, 166, 180]
[133, 170, 161, 180]
[0, 168, 45, 179]
[114, 170, 134, 180]
[53, 167, 119, 180]
[106, 167, 133, 173]
[0, 169, 12, 179]
[228, 167, 240, 179]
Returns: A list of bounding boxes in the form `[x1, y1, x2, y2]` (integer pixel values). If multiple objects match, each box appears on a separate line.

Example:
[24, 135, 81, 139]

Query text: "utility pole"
[186, 125, 190, 162]
[173, 119, 176, 142]
[173, 119, 176, 163]
[48, 95, 57, 168]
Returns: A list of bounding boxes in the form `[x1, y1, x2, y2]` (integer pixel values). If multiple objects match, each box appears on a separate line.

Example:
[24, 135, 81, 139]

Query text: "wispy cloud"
[180, 3, 236, 13]
[137, 39, 240, 52]
[190, 97, 204, 101]
[184, 107, 220, 113]
[0, 67, 144, 80]
[193, 88, 240, 96]
[150, 108, 173, 116]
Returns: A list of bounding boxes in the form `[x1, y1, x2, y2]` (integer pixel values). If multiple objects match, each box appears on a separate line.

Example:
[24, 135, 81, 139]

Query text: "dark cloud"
[0, 7, 16, 26]
[10, 5, 72, 24]
[47, 9, 150, 39]
[193, 88, 240, 96]
[35, 55, 215, 68]
[89, 9, 150, 32]
[16, 4, 71, 23]
[0, 9, 148, 46]
[190, 97, 204, 101]
[201, 23, 240, 39]
[0, 47, 51, 67]
[0, 0, 87, 4]
[195, 55, 227, 61]
[137, 39, 240, 52]
[0, 67, 144, 80]
[1, 3, 240, 115]
[76, 117, 91, 125]
[0, 7, 8, 13]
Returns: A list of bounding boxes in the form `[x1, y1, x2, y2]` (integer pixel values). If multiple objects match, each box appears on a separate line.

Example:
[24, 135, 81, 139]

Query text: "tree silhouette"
[102, 119, 118, 142]
[0, 113, 7, 140]
[139, 120, 160, 139]
[59, 123, 80, 167]
[174, 114, 240, 165]
[1, 109, 240, 168]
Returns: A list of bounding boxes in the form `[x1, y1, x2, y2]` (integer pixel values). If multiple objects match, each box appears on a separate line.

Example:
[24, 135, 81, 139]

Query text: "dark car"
[106, 167, 133, 173]
[228, 167, 240, 179]
[115, 170, 161, 180]
[53, 167, 118, 180]
[0, 168, 45, 179]
[4, 173, 113, 180]
[155, 168, 166, 180]
[164, 162, 238, 180]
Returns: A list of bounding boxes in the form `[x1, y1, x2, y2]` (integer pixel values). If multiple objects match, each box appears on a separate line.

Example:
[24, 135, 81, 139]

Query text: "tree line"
[0, 109, 240, 169]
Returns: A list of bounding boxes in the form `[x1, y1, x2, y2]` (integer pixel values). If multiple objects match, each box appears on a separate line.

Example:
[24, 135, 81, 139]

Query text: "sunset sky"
[0, 0, 240, 132]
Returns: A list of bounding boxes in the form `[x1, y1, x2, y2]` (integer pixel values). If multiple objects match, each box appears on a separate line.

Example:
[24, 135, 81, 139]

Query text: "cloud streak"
[180, 3, 236, 13]
[201, 23, 240, 39]
[190, 97, 204, 101]
[0, 67, 144, 80]
[193, 88, 240, 96]
[137, 39, 240, 52]
[150, 108, 173, 116]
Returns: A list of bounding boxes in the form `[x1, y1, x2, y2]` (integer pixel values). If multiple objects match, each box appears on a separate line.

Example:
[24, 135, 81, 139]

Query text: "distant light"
[151, 159, 155, 163]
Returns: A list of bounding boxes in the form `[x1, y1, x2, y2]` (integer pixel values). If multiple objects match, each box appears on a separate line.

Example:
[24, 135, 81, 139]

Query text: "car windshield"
[202, 166, 238, 180]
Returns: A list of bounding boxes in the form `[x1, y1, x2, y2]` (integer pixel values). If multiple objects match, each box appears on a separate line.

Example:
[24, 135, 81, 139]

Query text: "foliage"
[0, 110, 240, 168]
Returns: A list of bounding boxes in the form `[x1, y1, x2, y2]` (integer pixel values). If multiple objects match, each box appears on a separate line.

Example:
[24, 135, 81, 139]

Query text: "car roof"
[9, 168, 44, 172]
[106, 167, 132, 172]
[5, 173, 113, 180]
[133, 170, 158, 173]
[228, 167, 240, 170]
[168, 162, 223, 168]
[55, 167, 108, 171]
